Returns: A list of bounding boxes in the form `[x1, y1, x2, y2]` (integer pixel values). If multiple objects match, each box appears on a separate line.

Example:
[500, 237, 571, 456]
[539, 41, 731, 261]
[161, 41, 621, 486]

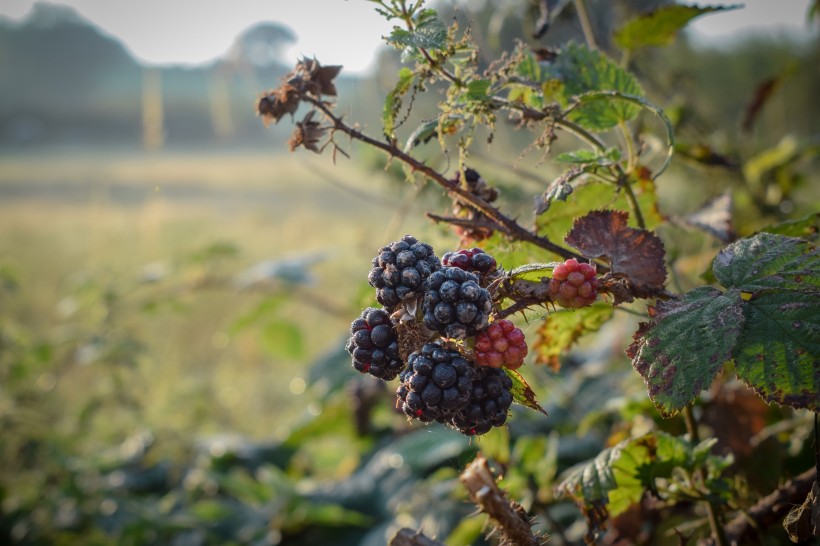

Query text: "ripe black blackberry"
[345, 307, 403, 380]
[367, 235, 441, 310]
[441, 248, 497, 275]
[450, 367, 513, 436]
[422, 267, 492, 339]
[396, 343, 474, 422]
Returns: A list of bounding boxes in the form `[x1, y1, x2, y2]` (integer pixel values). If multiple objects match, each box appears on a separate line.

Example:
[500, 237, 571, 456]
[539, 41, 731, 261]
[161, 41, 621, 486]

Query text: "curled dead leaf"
[289, 110, 327, 153]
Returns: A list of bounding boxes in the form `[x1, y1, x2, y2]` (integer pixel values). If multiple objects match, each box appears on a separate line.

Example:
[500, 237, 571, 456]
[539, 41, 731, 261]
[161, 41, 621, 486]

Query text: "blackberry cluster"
[368, 235, 440, 310]
[548, 258, 599, 308]
[441, 248, 497, 277]
[451, 367, 514, 436]
[347, 235, 523, 437]
[422, 267, 493, 339]
[396, 343, 474, 422]
[345, 308, 403, 380]
[474, 319, 528, 370]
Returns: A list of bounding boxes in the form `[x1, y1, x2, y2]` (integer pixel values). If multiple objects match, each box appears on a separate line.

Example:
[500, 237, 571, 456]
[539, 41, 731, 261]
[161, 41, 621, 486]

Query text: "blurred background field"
[1, 1, 818, 545]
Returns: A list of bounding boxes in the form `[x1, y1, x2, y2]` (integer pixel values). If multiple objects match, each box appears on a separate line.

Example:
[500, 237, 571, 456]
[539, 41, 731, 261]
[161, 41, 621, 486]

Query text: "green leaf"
[504, 369, 548, 416]
[383, 67, 415, 141]
[627, 287, 746, 417]
[558, 432, 729, 522]
[734, 291, 820, 411]
[534, 303, 614, 370]
[554, 148, 620, 165]
[387, 16, 447, 53]
[516, 52, 542, 81]
[629, 234, 820, 414]
[465, 79, 491, 101]
[760, 212, 820, 242]
[713, 232, 820, 292]
[614, 4, 741, 52]
[546, 43, 644, 131]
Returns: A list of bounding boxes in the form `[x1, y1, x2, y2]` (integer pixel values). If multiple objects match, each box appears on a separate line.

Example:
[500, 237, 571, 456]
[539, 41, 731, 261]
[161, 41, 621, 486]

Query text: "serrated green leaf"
[555, 148, 621, 165]
[383, 67, 415, 141]
[504, 369, 548, 416]
[558, 431, 729, 521]
[713, 233, 820, 292]
[557, 434, 648, 518]
[546, 43, 644, 131]
[466, 79, 491, 101]
[614, 4, 741, 52]
[387, 16, 447, 52]
[627, 287, 745, 417]
[734, 291, 820, 411]
[534, 303, 614, 370]
[516, 52, 541, 81]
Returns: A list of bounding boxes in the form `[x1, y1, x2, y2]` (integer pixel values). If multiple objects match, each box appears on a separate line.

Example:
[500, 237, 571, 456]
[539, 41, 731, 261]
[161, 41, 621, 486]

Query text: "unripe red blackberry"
[450, 366, 513, 436]
[548, 258, 598, 308]
[442, 248, 498, 276]
[396, 342, 474, 422]
[345, 307, 403, 380]
[474, 319, 528, 370]
[422, 267, 492, 340]
[368, 235, 441, 311]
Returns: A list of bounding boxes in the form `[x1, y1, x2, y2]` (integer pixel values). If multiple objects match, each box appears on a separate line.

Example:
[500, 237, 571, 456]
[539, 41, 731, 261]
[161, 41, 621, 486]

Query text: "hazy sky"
[0, 0, 815, 73]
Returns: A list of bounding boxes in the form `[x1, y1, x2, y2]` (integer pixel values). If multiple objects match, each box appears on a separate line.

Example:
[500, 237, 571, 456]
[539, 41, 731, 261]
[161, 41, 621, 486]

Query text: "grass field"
[0, 148, 440, 449]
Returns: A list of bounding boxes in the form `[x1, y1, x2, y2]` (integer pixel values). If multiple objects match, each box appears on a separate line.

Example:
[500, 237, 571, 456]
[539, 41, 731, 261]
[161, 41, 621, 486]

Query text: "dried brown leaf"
[256, 83, 300, 125]
[289, 110, 326, 153]
[565, 210, 667, 298]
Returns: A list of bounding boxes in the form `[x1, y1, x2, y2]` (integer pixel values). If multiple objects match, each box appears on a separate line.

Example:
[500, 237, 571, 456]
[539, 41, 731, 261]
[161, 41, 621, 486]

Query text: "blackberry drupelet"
[345, 307, 404, 380]
[367, 235, 440, 310]
[450, 366, 513, 436]
[441, 248, 498, 276]
[422, 267, 492, 339]
[396, 342, 474, 422]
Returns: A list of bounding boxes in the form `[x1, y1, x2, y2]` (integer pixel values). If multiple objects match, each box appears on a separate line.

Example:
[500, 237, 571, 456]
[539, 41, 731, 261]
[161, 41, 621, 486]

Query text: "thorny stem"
[684, 405, 729, 546]
[303, 95, 587, 261]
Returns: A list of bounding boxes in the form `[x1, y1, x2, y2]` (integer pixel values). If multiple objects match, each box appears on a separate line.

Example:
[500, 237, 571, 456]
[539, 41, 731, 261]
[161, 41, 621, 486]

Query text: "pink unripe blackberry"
[474, 319, 528, 370]
[548, 258, 598, 308]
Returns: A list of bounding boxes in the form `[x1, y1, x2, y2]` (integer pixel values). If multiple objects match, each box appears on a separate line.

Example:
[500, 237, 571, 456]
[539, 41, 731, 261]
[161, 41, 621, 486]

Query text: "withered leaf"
[504, 368, 548, 416]
[289, 110, 326, 153]
[565, 210, 667, 298]
[256, 83, 300, 125]
[295, 57, 342, 97]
